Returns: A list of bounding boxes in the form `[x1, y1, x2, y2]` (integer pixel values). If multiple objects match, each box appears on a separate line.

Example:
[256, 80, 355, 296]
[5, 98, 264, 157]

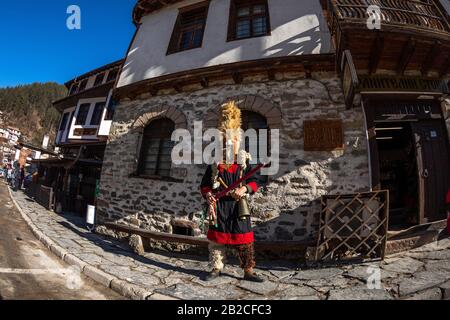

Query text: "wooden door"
[411, 120, 450, 223]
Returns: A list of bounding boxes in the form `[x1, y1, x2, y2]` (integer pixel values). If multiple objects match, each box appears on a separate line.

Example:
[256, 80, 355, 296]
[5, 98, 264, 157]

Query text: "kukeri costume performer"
[200, 101, 264, 283]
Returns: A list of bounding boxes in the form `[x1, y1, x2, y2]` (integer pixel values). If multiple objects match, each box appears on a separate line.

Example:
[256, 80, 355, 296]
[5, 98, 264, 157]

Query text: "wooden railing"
[328, 0, 450, 34]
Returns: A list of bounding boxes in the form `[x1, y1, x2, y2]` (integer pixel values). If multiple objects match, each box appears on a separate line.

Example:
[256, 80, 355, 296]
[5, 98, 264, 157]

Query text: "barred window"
[228, 0, 270, 41]
[138, 118, 175, 177]
[167, 2, 210, 54]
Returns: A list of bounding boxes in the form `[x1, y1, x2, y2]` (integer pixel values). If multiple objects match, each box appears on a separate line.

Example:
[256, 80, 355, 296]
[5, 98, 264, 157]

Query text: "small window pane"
[75, 104, 91, 125]
[107, 69, 119, 82]
[237, 6, 250, 17]
[90, 102, 105, 125]
[253, 16, 267, 36]
[59, 113, 70, 131]
[236, 19, 251, 39]
[193, 29, 203, 47]
[252, 4, 266, 14]
[180, 31, 193, 50]
[94, 73, 105, 87]
[78, 79, 88, 92]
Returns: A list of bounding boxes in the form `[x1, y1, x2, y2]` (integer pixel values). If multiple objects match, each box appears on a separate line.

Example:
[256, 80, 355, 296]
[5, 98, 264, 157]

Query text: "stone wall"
[97, 73, 371, 242]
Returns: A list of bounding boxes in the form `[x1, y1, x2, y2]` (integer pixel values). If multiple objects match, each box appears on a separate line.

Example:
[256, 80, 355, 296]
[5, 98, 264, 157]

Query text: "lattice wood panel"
[315, 190, 389, 263]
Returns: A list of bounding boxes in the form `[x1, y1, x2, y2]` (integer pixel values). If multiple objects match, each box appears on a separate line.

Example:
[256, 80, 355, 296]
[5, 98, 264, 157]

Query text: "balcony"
[324, 0, 450, 76]
[329, 0, 449, 36]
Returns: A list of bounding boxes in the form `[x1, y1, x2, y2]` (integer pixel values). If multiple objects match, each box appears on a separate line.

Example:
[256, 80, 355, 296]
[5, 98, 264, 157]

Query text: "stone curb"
[7, 186, 176, 301]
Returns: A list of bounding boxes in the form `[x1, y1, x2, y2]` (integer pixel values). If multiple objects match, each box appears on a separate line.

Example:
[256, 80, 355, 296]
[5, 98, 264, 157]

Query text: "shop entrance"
[366, 99, 450, 230]
[376, 122, 418, 229]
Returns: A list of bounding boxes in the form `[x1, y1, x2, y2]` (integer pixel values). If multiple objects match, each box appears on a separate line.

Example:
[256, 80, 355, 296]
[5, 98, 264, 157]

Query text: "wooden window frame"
[89, 102, 105, 126]
[227, 0, 271, 42]
[137, 118, 175, 179]
[167, 1, 210, 55]
[78, 78, 89, 92]
[59, 112, 70, 131]
[75, 103, 91, 126]
[106, 68, 119, 83]
[94, 72, 105, 87]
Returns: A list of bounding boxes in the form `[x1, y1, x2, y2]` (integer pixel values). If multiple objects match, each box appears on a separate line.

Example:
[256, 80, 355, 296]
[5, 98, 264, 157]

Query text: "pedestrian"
[200, 101, 264, 283]
[19, 167, 25, 190]
[7, 164, 12, 185]
[12, 161, 20, 191]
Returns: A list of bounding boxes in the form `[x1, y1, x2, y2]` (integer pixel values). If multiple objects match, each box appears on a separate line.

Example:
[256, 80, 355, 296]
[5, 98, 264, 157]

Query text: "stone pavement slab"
[8, 189, 450, 300]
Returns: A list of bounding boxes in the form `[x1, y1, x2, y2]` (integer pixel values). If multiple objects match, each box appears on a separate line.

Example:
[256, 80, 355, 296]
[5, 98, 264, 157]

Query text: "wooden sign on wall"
[304, 120, 344, 151]
[74, 128, 97, 136]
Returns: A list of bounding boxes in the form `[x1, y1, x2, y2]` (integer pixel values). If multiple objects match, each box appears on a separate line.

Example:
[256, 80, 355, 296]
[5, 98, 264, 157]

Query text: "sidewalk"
[8, 187, 450, 300]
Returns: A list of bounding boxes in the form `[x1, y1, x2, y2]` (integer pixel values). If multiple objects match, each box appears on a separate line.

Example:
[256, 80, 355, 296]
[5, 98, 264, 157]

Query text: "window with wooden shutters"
[228, 0, 270, 41]
[242, 110, 269, 183]
[167, 2, 210, 55]
[138, 118, 175, 177]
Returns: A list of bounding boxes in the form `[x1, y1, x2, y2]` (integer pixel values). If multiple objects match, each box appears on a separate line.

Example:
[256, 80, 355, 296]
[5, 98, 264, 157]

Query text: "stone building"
[97, 0, 450, 246]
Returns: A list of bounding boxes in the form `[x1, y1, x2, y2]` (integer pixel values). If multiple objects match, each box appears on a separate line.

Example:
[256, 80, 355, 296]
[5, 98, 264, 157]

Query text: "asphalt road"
[0, 181, 123, 300]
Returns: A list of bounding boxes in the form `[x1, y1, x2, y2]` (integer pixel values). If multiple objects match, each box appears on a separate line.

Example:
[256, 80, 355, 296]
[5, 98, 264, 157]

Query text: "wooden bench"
[103, 222, 314, 251]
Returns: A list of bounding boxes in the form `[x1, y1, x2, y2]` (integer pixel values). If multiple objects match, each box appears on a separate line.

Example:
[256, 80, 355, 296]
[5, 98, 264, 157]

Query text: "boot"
[244, 271, 264, 283]
[204, 269, 221, 281]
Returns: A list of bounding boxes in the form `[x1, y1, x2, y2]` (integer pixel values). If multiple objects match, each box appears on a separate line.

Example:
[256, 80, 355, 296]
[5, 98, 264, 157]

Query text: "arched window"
[242, 110, 269, 183]
[138, 118, 175, 177]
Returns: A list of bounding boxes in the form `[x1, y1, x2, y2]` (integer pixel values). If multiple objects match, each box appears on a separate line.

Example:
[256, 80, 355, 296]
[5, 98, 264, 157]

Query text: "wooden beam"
[267, 69, 276, 81]
[421, 41, 441, 76]
[369, 35, 385, 75]
[397, 38, 416, 75]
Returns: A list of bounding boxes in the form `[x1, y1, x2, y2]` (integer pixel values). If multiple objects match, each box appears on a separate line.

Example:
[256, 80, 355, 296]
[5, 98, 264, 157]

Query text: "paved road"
[0, 182, 123, 300]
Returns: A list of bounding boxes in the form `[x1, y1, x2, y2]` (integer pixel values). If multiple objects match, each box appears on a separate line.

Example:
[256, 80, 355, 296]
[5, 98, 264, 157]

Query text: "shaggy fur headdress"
[218, 100, 242, 142]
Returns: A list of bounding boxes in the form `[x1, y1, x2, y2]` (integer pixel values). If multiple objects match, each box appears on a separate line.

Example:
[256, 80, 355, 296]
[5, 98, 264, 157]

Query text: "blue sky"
[0, 0, 136, 88]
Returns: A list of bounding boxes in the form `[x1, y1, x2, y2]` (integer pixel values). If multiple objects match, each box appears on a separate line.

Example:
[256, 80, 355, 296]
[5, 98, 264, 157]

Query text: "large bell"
[238, 198, 251, 220]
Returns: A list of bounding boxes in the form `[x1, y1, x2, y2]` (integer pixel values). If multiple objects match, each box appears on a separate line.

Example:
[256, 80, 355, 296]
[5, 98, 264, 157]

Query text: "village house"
[94, 0, 450, 256]
[0, 126, 22, 164]
[30, 60, 123, 215]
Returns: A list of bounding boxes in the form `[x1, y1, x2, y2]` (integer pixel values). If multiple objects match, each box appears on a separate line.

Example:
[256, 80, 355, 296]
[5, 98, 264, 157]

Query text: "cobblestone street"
[7, 185, 450, 300]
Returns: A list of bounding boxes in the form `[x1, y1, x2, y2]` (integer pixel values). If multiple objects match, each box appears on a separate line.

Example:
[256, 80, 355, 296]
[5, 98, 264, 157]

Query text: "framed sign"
[304, 119, 344, 151]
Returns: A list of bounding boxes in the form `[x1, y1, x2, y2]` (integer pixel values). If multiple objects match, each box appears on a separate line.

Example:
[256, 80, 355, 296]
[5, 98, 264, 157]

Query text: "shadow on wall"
[119, 4, 331, 86]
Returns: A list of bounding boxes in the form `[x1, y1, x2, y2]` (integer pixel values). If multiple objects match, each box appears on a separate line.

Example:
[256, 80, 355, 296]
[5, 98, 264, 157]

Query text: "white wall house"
[54, 60, 123, 146]
[118, 0, 332, 87]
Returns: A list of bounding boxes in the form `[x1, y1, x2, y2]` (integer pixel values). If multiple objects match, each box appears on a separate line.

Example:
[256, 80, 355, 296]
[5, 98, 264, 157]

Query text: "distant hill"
[0, 83, 67, 147]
